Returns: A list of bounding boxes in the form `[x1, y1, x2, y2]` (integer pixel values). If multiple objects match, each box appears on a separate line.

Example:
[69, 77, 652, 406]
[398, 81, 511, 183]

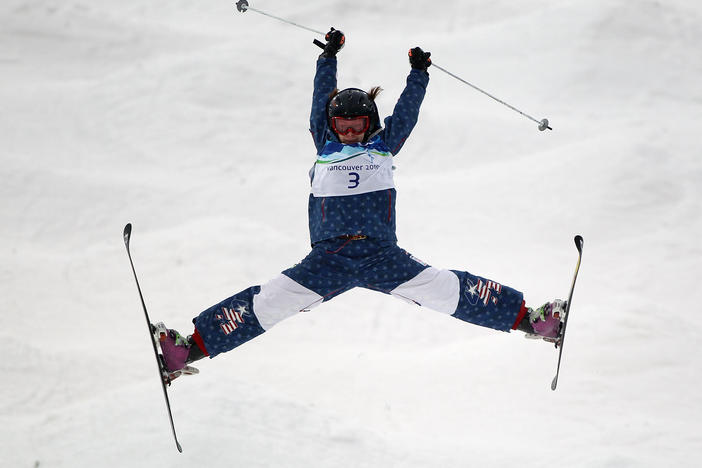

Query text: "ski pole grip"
[313, 39, 326, 50]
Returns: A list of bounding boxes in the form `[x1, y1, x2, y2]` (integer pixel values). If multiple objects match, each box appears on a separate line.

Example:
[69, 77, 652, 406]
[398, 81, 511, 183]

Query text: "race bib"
[311, 141, 395, 197]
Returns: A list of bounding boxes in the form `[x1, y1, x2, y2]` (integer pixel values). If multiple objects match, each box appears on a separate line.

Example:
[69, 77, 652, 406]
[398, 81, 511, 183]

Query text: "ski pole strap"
[432, 63, 552, 131]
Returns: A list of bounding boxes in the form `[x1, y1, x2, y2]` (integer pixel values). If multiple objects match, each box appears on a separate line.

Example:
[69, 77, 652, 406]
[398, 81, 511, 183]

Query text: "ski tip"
[123, 223, 132, 247]
[574, 235, 583, 252]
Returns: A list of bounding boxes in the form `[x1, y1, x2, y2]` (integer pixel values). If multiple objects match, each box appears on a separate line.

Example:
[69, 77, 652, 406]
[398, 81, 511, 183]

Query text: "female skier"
[157, 29, 565, 373]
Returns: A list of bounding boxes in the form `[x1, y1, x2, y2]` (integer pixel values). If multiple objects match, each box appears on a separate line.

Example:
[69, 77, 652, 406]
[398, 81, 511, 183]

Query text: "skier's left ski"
[123, 223, 183, 453]
[551, 235, 584, 391]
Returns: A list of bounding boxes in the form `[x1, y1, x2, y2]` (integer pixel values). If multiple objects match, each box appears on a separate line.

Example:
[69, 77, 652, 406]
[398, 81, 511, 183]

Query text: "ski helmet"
[327, 88, 381, 142]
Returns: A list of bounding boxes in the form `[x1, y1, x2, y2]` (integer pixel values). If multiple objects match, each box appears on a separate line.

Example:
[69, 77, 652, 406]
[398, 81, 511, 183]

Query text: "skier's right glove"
[318, 27, 345, 58]
[409, 47, 432, 71]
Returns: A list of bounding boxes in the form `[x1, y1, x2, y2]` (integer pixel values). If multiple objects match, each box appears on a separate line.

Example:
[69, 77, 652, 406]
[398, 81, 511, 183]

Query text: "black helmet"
[327, 88, 381, 142]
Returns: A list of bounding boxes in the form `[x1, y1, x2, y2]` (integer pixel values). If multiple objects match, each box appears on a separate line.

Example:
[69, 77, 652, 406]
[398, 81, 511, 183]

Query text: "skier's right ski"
[551, 235, 584, 391]
[123, 223, 183, 453]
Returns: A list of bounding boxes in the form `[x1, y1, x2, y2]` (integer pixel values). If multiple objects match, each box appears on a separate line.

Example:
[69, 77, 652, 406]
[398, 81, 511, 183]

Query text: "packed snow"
[2, 0, 701, 466]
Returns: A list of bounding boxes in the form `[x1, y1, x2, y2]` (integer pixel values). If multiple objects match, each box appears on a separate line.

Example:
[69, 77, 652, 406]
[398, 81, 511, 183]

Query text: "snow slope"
[1, 0, 701, 466]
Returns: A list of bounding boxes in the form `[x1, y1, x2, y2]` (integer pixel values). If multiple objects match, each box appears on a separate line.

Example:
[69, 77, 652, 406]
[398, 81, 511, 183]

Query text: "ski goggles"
[331, 116, 370, 135]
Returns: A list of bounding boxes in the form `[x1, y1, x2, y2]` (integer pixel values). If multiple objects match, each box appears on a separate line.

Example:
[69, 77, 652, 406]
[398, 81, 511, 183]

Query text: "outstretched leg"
[359, 244, 524, 331]
[159, 275, 326, 371]
[192, 273, 327, 358]
[365, 244, 565, 338]
[181, 242, 360, 363]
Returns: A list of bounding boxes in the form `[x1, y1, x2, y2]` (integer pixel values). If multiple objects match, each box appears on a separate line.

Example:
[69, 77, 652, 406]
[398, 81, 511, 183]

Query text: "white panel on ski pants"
[253, 274, 324, 330]
[389, 267, 460, 314]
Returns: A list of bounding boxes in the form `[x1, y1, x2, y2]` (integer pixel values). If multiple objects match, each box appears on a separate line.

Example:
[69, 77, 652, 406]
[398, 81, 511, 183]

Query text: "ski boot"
[518, 300, 567, 345]
[152, 322, 206, 383]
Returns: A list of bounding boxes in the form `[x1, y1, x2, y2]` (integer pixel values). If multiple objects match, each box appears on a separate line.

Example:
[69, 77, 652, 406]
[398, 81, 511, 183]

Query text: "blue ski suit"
[193, 57, 524, 357]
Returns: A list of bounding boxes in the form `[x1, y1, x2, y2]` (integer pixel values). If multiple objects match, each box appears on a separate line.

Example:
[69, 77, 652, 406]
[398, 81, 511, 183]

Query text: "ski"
[551, 235, 584, 391]
[123, 223, 183, 453]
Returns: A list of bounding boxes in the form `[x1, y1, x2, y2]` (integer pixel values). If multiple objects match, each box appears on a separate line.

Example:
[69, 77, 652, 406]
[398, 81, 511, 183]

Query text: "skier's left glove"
[319, 27, 345, 58]
[409, 47, 432, 71]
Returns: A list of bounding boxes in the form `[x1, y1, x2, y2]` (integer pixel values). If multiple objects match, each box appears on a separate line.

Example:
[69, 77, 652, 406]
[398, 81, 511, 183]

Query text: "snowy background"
[2, 0, 701, 466]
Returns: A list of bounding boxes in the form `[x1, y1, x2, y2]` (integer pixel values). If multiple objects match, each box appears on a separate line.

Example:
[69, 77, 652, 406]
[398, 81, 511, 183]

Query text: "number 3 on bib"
[348, 172, 360, 189]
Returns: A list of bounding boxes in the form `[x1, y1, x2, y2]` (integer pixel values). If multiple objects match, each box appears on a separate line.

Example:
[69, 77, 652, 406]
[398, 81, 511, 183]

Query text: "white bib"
[311, 143, 394, 197]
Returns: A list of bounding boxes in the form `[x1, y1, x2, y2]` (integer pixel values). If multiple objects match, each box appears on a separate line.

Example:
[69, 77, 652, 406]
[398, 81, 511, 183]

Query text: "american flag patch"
[477, 279, 502, 306]
[219, 305, 247, 335]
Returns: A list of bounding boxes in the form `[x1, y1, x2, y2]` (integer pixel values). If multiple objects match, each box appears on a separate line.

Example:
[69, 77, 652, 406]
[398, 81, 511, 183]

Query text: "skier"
[156, 29, 566, 373]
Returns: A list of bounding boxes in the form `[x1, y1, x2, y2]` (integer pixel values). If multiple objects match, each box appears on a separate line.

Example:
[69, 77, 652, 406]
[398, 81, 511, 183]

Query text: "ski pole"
[235, 0, 325, 35]
[235, 0, 552, 131]
[431, 63, 552, 131]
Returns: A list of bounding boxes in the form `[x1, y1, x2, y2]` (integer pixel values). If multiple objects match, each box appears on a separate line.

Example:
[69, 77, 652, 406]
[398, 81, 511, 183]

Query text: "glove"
[320, 27, 345, 58]
[409, 47, 431, 71]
